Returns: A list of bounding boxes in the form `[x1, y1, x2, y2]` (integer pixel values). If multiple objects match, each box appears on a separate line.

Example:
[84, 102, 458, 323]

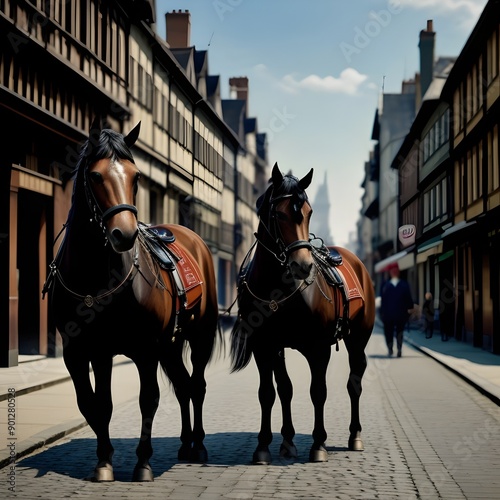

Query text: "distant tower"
[310, 171, 334, 245]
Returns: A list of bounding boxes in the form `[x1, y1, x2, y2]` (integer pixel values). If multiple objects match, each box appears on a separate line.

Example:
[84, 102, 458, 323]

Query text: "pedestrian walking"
[422, 292, 435, 339]
[380, 263, 414, 357]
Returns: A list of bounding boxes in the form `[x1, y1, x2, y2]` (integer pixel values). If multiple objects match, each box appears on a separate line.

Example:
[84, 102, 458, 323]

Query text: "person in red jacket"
[380, 263, 414, 357]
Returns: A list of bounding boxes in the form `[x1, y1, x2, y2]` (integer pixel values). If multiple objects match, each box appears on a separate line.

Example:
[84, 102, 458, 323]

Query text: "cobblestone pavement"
[6, 326, 500, 499]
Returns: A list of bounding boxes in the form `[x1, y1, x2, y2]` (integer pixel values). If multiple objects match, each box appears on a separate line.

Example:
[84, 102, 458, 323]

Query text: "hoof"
[348, 432, 364, 451]
[190, 446, 208, 463]
[279, 440, 298, 459]
[93, 461, 114, 482]
[133, 463, 154, 482]
[309, 445, 328, 462]
[178, 443, 192, 461]
[252, 448, 272, 465]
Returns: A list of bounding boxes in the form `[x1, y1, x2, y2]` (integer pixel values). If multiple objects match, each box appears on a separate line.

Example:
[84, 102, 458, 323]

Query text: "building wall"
[0, 1, 266, 366]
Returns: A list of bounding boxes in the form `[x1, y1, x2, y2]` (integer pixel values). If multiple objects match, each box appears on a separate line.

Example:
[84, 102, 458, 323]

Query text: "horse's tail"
[229, 316, 253, 372]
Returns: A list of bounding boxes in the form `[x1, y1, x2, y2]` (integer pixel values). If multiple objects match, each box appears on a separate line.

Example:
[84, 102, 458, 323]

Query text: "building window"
[488, 125, 499, 192]
[130, 57, 153, 109]
[487, 28, 499, 84]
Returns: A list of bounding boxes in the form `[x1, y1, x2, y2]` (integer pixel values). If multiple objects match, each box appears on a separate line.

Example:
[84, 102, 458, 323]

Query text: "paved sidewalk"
[1, 322, 499, 469]
[0, 356, 139, 468]
[402, 322, 500, 405]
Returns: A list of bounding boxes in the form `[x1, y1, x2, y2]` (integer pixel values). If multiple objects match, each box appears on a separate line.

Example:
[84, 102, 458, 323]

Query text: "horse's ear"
[124, 122, 141, 148]
[271, 162, 283, 186]
[298, 168, 313, 190]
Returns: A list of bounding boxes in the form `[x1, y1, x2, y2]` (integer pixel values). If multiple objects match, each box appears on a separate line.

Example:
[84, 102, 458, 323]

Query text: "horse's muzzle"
[289, 259, 313, 280]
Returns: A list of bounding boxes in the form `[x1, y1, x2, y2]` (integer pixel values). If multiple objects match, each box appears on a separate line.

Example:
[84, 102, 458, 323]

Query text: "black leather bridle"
[83, 166, 138, 240]
[256, 191, 313, 265]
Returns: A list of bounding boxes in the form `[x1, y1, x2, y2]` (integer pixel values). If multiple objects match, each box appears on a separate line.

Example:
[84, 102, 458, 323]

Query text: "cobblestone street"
[6, 327, 500, 499]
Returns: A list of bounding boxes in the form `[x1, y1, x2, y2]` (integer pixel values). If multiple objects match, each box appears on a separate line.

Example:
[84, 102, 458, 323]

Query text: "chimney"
[165, 10, 191, 48]
[229, 77, 249, 111]
[418, 19, 435, 101]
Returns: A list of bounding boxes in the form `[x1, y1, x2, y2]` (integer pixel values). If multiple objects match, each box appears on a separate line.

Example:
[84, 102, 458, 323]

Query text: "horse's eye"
[89, 171, 103, 184]
[275, 211, 287, 221]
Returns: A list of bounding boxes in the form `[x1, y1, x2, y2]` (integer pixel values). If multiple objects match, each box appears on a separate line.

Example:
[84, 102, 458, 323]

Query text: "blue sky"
[155, 0, 488, 247]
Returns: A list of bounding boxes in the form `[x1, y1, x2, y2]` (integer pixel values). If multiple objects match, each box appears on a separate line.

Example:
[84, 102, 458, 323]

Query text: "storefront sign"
[399, 224, 416, 247]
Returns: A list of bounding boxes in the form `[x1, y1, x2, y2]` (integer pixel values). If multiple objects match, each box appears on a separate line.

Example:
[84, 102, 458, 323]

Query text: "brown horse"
[230, 163, 375, 464]
[43, 119, 219, 481]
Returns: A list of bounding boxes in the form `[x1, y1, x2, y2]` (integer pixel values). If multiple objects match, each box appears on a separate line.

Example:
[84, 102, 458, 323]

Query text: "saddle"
[138, 223, 203, 313]
[311, 243, 365, 339]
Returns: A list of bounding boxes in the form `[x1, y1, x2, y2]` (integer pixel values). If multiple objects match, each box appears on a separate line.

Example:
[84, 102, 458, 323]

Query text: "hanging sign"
[399, 224, 416, 247]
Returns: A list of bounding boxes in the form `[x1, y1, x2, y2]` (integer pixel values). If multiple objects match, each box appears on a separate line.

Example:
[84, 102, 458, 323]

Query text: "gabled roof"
[256, 133, 267, 161]
[421, 75, 447, 102]
[206, 75, 220, 98]
[221, 99, 246, 141]
[433, 56, 455, 78]
[244, 117, 257, 134]
[194, 50, 208, 76]
[170, 47, 192, 71]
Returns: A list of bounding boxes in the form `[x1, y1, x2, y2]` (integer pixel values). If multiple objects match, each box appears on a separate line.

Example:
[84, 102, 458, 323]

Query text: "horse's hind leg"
[274, 351, 297, 459]
[160, 341, 193, 461]
[132, 356, 160, 481]
[344, 333, 368, 451]
[189, 327, 215, 462]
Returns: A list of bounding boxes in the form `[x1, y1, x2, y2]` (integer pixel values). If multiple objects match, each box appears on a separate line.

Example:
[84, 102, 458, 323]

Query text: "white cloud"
[254, 63, 267, 74]
[279, 68, 368, 95]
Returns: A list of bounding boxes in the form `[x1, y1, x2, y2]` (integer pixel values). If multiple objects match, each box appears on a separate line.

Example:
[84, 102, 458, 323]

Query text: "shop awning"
[374, 250, 410, 273]
[442, 220, 477, 238]
[397, 251, 415, 271]
[416, 236, 443, 263]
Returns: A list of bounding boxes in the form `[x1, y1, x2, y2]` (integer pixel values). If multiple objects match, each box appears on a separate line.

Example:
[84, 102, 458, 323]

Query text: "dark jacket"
[380, 279, 414, 323]
[422, 299, 435, 323]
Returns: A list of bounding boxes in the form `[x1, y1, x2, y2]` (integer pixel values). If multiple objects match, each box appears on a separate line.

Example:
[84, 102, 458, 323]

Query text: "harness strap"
[102, 203, 138, 222]
[284, 239, 312, 254]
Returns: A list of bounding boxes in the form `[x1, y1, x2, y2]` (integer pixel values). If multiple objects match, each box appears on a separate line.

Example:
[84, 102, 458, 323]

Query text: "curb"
[404, 336, 500, 407]
[0, 417, 88, 469]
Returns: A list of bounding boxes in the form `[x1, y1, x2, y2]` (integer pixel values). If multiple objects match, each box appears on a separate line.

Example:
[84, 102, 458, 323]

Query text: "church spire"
[309, 171, 334, 245]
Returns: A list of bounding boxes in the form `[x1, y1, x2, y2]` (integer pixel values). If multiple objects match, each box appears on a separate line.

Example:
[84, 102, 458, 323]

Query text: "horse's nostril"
[111, 228, 123, 242]
[290, 261, 312, 279]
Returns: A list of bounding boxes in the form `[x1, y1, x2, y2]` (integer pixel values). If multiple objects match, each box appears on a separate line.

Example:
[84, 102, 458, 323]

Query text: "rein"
[44, 243, 139, 307]
[240, 271, 315, 313]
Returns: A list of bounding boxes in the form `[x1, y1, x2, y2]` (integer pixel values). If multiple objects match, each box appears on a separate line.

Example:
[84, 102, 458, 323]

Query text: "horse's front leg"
[305, 346, 331, 462]
[64, 352, 115, 481]
[90, 357, 115, 481]
[274, 350, 297, 459]
[132, 356, 160, 481]
[252, 349, 276, 465]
